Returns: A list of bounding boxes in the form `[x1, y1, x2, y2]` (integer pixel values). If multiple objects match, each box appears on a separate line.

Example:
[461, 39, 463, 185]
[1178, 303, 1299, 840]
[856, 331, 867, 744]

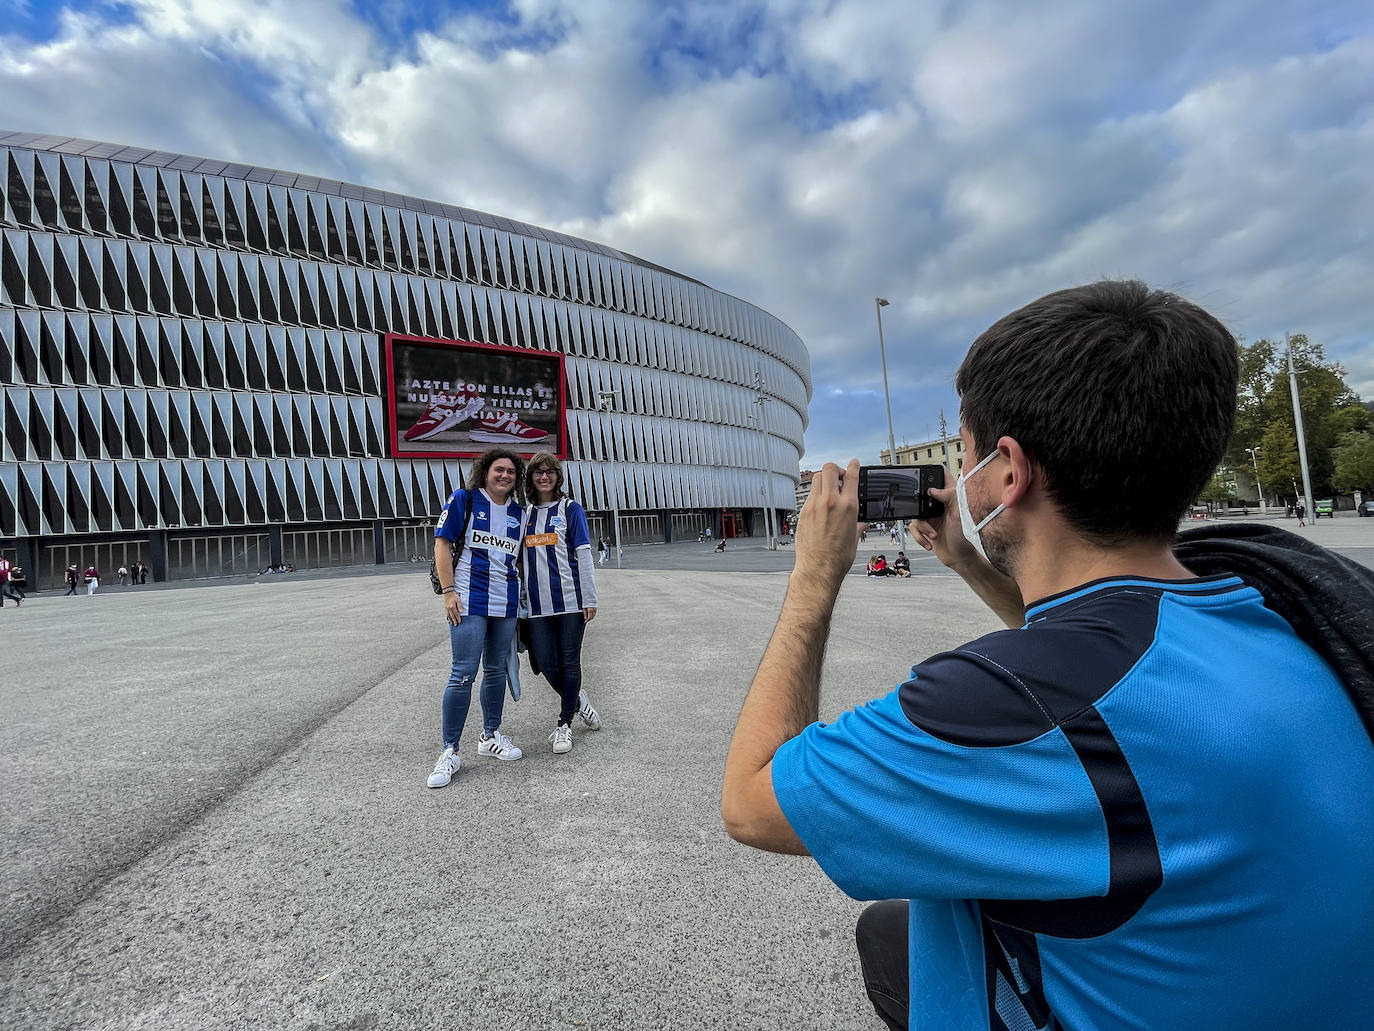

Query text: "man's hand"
[793, 459, 861, 594]
[583, 606, 597, 623]
[911, 466, 1024, 629]
[444, 591, 462, 625]
[910, 466, 981, 574]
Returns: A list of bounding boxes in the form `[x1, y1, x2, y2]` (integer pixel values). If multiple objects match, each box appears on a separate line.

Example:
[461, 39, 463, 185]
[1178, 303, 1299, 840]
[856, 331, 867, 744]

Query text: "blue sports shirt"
[522, 498, 597, 617]
[772, 575, 1374, 1030]
[434, 487, 525, 618]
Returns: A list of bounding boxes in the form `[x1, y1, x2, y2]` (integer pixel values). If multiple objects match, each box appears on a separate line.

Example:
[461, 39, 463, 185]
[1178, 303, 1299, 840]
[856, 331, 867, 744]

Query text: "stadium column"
[18, 538, 40, 592]
[660, 510, 671, 543]
[372, 520, 386, 565]
[147, 531, 167, 583]
[269, 526, 284, 568]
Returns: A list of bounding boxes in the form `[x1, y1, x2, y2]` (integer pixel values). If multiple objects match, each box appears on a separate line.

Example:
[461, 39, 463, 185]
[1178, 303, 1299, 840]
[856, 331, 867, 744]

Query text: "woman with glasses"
[427, 448, 528, 789]
[521, 452, 602, 754]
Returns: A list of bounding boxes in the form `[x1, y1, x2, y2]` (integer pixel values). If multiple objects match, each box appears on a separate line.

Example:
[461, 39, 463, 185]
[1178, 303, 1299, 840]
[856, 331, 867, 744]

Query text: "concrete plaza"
[2, 514, 1370, 1029]
[1, 544, 1001, 1031]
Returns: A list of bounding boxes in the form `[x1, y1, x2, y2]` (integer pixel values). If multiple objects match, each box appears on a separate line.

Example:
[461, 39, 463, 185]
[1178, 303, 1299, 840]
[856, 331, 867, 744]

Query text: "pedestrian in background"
[84, 564, 100, 595]
[64, 564, 79, 596]
[0, 556, 21, 607]
[521, 452, 603, 755]
[118, 565, 129, 586]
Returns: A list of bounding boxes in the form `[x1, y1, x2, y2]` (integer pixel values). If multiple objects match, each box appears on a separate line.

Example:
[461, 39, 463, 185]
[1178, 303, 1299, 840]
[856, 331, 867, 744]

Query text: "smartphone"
[856, 464, 946, 522]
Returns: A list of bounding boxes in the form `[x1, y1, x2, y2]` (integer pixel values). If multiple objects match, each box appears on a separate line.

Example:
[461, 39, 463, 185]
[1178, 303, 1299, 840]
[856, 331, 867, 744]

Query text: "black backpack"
[428, 490, 473, 595]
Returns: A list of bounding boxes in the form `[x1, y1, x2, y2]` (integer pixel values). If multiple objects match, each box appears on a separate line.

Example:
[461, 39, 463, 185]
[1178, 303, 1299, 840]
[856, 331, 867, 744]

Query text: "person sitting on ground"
[866, 554, 886, 577]
[892, 552, 911, 577]
[722, 280, 1374, 1031]
[714, 538, 728, 553]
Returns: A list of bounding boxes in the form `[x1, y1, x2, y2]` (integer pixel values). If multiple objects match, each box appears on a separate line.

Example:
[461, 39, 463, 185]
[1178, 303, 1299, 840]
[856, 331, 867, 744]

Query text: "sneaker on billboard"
[402, 387, 485, 442]
[549, 723, 573, 754]
[467, 409, 550, 444]
[427, 746, 460, 788]
[477, 730, 523, 761]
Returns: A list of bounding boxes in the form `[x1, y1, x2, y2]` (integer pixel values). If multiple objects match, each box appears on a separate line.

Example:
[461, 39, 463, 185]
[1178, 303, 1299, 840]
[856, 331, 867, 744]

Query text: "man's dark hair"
[956, 280, 1238, 543]
[467, 448, 525, 504]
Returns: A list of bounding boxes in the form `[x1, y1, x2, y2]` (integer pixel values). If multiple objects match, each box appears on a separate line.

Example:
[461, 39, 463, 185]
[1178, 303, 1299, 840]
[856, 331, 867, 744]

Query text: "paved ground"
[2, 511, 1370, 1029]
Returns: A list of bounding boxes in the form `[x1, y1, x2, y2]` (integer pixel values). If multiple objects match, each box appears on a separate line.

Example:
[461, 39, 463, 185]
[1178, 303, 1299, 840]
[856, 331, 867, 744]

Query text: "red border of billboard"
[383, 334, 568, 459]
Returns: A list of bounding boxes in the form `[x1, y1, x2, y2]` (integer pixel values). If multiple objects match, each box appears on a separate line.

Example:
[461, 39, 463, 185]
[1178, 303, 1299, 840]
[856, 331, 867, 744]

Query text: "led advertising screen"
[384, 335, 566, 459]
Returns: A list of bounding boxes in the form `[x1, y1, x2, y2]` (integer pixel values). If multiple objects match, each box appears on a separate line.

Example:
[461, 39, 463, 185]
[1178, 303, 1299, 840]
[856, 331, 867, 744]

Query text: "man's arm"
[722, 460, 861, 854]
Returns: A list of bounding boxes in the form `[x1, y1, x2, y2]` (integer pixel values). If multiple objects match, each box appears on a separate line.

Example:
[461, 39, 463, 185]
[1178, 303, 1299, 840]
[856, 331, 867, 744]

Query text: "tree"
[1257, 422, 1302, 500]
[1227, 334, 1367, 496]
[1333, 432, 1374, 492]
[1197, 468, 1237, 511]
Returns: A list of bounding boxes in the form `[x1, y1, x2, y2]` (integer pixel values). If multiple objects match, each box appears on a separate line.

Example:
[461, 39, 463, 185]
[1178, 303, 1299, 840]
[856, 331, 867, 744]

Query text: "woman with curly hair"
[427, 447, 528, 788]
[521, 452, 602, 754]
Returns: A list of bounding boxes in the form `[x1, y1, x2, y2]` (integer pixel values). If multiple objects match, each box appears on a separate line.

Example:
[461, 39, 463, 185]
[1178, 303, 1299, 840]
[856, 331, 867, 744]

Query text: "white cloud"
[0, 0, 1370, 465]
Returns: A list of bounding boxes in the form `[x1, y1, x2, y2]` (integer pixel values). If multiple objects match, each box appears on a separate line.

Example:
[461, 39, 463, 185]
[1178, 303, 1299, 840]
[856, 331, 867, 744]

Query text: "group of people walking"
[428, 448, 603, 789]
[59, 561, 148, 595]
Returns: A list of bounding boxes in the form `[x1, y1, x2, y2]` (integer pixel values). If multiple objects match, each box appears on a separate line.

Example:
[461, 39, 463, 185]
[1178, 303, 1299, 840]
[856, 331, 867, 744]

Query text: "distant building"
[795, 469, 814, 512]
[881, 433, 965, 471]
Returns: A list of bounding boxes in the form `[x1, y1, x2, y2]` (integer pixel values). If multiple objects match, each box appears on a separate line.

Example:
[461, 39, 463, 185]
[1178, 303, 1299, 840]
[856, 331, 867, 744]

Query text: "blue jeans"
[525, 612, 586, 726]
[442, 614, 517, 748]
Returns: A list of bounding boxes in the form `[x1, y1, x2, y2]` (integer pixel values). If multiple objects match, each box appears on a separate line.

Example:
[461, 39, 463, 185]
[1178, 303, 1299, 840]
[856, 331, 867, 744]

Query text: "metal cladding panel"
[0, 137, 810, 537]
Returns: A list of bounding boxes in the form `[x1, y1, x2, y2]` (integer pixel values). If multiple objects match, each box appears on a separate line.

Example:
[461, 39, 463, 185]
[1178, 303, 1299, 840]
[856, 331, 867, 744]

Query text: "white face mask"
[955, 448, 1005, 564]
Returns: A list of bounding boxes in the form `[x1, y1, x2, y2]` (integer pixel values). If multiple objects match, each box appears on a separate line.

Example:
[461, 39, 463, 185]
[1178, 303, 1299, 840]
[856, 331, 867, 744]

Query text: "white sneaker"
[477, 730, 523, 761]
[577, 690, 602, 730]
[427, 746, 460, 788]
[549, 723, 573, 754]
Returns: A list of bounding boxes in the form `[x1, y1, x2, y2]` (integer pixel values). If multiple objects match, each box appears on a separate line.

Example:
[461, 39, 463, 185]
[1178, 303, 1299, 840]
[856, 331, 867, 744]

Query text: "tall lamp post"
[1244, 447, 1265, 514]
[874, 297, 907, 553]
[752, 372, 776, 549]
[597, 390, 623, 568]
[1286, 333, 1314, 521]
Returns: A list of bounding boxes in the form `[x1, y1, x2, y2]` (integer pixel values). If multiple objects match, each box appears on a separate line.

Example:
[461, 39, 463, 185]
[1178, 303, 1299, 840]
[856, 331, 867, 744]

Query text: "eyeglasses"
[532, 469, 557, 478]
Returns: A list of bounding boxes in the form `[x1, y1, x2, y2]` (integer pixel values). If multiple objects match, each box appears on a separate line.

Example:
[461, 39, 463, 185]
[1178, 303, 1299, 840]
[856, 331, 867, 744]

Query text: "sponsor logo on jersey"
[551, 515, 566, 529]
[524, 532, 559, 547]
[469, 529, 519, 557]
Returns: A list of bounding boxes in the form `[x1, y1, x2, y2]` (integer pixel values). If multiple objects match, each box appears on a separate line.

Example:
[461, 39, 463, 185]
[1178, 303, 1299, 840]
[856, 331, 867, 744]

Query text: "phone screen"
[858, 465, 945, 521]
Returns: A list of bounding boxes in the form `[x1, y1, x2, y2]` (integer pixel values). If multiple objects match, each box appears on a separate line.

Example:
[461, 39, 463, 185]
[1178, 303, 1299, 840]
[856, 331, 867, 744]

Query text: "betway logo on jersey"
[468, 528, 519, 557]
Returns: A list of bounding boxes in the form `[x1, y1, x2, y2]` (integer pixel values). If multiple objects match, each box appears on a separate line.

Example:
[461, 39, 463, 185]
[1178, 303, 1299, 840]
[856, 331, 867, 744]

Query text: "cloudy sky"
[3, 0, 1371, 467]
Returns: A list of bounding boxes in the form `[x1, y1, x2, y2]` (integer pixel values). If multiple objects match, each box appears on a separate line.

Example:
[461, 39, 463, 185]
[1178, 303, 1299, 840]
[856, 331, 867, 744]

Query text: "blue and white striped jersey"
[521, 498, 597, 617]
[434, 487, 526, 618]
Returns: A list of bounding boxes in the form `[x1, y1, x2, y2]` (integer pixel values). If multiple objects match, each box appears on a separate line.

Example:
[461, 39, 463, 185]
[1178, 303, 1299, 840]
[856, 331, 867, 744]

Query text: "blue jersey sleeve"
[567, 501, 591, 550]
[435, 489, 469, 543]
[771, 681, 1111, 904]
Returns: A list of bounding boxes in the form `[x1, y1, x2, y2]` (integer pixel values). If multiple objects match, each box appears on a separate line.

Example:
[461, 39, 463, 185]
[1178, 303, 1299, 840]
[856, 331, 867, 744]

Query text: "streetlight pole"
[1245, 447, 1265, 514]
[1286, 333, 1314, 522]
[874, 297, 907, 553]
[752, 372, 776, 550]
[597, 390, 623, 569]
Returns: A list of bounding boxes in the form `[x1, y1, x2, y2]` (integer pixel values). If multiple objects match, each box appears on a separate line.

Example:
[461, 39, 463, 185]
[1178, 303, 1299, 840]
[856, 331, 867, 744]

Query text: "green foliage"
[1227, 334, 1367, 496]
[1197, 469, 1238, 506]
[1333, 432, 1374, 492]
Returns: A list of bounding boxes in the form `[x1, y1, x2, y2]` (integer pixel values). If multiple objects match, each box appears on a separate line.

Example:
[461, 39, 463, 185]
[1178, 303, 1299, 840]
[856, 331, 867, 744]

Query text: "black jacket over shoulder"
[1175, 523, 1374, 745]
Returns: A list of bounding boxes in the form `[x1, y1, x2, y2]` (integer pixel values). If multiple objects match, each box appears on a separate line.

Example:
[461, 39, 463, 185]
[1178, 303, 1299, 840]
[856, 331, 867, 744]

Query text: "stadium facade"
[0, 132, 810, 587]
